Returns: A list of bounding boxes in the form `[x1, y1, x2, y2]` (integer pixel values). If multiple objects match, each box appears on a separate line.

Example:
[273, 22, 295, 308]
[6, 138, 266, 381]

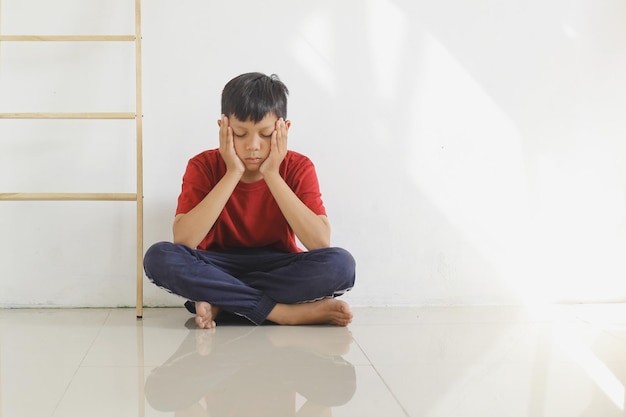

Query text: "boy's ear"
[285, 120, 292, 129]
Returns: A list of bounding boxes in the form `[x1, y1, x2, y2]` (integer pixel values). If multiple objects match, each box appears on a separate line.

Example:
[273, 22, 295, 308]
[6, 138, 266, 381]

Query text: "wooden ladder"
[0, 0, 144, 318]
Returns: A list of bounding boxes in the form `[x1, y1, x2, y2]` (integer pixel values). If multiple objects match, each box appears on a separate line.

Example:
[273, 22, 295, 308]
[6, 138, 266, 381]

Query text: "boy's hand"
[218, 115, 245, 176]
[260, 118, 288, 177]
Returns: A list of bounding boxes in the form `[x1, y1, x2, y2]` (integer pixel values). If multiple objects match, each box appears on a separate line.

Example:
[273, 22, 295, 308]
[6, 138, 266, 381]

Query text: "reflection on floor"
[1, 305, 625, 416]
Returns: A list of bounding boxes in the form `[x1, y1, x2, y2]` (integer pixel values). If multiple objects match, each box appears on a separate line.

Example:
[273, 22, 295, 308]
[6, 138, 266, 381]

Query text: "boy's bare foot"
[267, 298, 353, 326]
[195, 301, 221, 329]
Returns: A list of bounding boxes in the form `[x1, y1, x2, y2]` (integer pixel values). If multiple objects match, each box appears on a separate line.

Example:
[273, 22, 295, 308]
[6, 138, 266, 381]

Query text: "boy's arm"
[264, 174, 331, 250]
[260, 119, 331, 251]
[172, 171, 240, 248]
[173, 116, 244, 248]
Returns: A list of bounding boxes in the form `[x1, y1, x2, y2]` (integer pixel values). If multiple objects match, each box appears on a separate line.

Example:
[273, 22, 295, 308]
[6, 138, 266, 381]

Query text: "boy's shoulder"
[281, 151, 317, 173]
[191, 148, 221, 163]
[284, 150, 311, 163]
[184, 149, 225, 179]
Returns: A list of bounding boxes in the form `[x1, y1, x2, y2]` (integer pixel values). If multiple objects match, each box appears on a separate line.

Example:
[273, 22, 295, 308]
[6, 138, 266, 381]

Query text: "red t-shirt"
[176, 149, 326, 252]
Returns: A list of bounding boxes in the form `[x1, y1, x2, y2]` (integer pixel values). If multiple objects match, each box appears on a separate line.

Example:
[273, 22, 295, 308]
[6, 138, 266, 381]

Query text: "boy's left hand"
[260, 118, 289, 177]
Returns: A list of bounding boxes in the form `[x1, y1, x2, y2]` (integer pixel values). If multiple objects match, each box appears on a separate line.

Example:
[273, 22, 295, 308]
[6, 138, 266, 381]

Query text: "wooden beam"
[135, 0, 145, 318]
[0, 112, 136, 119]
[0, 193, 137, 201]
[0, 35, 135, 42]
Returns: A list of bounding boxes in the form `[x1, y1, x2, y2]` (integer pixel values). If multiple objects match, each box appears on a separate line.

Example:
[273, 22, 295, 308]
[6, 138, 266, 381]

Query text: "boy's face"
[229, 113, 290, 175]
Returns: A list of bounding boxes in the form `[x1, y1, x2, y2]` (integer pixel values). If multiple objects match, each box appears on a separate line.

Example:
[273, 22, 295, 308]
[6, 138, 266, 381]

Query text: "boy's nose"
[246, 135, 261, 150]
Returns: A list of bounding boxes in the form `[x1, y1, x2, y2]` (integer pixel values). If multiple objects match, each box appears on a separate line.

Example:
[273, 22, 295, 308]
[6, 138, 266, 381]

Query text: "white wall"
[1, 0, 625, 307]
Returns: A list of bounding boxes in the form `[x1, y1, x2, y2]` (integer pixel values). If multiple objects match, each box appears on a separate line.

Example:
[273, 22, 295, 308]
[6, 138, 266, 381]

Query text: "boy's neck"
[240, 171, 263, 184]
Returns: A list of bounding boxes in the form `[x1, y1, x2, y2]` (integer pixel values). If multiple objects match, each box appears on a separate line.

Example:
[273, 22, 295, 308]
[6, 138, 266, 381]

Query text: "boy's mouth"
[245, 157, 262, 164]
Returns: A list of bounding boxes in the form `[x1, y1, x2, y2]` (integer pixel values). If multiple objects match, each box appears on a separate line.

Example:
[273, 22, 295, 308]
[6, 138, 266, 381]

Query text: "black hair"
[221, 72, 289, 122]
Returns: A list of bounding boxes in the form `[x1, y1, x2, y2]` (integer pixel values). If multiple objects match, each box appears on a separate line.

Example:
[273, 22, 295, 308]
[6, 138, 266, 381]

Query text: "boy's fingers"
[219, 116, 228, 145]
[220, 116, 229, 135]
[226, 128, 235, 153]
[277, 121, 287, 153]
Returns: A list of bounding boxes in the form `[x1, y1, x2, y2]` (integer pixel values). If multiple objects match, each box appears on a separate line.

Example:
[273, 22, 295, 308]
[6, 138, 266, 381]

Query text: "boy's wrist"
[261, 170, 282, 182]
[262, 171, 288, 195]
[224, 168, 244, 182]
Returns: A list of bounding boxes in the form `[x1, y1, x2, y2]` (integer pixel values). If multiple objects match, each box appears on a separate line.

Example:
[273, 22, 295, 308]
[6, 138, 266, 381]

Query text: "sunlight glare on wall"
[533, 150, 626, 300]
[366, 0, 408, 101]
[406, 33, 536, 303]
[291, 8, 336, 95]
[406, 30, 626, 304]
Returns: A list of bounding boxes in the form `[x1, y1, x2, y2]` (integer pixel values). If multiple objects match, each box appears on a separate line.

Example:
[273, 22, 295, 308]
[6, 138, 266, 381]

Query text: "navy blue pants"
[143, 242, 356, 325]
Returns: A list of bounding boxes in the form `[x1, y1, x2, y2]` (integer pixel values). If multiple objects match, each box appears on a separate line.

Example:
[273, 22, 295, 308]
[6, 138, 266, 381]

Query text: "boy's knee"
[143, 241, 180, 284]
[144, 241, 172, 267]
[328, 247, 355, 267]
[325, 247, 356, 286]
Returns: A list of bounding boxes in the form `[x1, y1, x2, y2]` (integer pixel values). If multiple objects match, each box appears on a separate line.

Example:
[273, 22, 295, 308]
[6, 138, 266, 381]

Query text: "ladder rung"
[0, 193, 138, 201]
[0, 35, 135, 42]
[0, 113, 136, 119]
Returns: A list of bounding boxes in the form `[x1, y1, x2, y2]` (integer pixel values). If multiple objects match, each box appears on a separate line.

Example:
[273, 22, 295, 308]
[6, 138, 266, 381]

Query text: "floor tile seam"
[348, 320, 554, 327]
[346, 357, 626, 368]
[72, 364, 158, 370]
[575, 319, 626, 342]
[48, 309, 114, 417]
[76, 309, 114, 364]
[369, 362, 413, 417]
[351, 336, 412, 417]
[555, 321, 626, 359]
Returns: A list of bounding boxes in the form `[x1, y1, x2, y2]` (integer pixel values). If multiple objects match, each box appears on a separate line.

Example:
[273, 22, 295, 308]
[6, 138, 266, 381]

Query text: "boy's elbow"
[306, 236, 331, 251]
[173, 239, 192, 248]
[306, 216, 331, 250]
[172, 234, 198, 249]
[172, 218, 200, 248]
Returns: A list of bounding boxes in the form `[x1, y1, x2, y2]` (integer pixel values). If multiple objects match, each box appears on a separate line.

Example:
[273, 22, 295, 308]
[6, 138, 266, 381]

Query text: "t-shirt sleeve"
[286, 155, 327, 216]
[176, 157, 216, 216]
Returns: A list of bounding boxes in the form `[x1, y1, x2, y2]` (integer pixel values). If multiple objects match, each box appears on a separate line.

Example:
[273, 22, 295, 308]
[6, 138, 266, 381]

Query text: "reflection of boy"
[145, 327, 356, 417]
[144, 73, 355, 328]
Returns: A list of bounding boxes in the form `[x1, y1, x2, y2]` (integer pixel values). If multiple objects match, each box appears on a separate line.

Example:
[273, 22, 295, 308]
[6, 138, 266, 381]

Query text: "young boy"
[143, 72, 355, 328]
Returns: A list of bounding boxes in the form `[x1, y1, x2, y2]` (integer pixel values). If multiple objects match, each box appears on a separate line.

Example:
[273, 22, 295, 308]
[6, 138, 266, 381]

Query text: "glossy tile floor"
[1, 305, 625, 417]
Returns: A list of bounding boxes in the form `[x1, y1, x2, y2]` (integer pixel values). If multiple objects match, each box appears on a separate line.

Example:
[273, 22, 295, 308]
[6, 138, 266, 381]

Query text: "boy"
[144, 72, 355, 328]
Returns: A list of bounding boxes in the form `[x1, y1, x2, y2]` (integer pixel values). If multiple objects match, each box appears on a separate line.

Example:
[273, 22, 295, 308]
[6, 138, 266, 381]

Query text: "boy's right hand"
[218, 115, 245, 176]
